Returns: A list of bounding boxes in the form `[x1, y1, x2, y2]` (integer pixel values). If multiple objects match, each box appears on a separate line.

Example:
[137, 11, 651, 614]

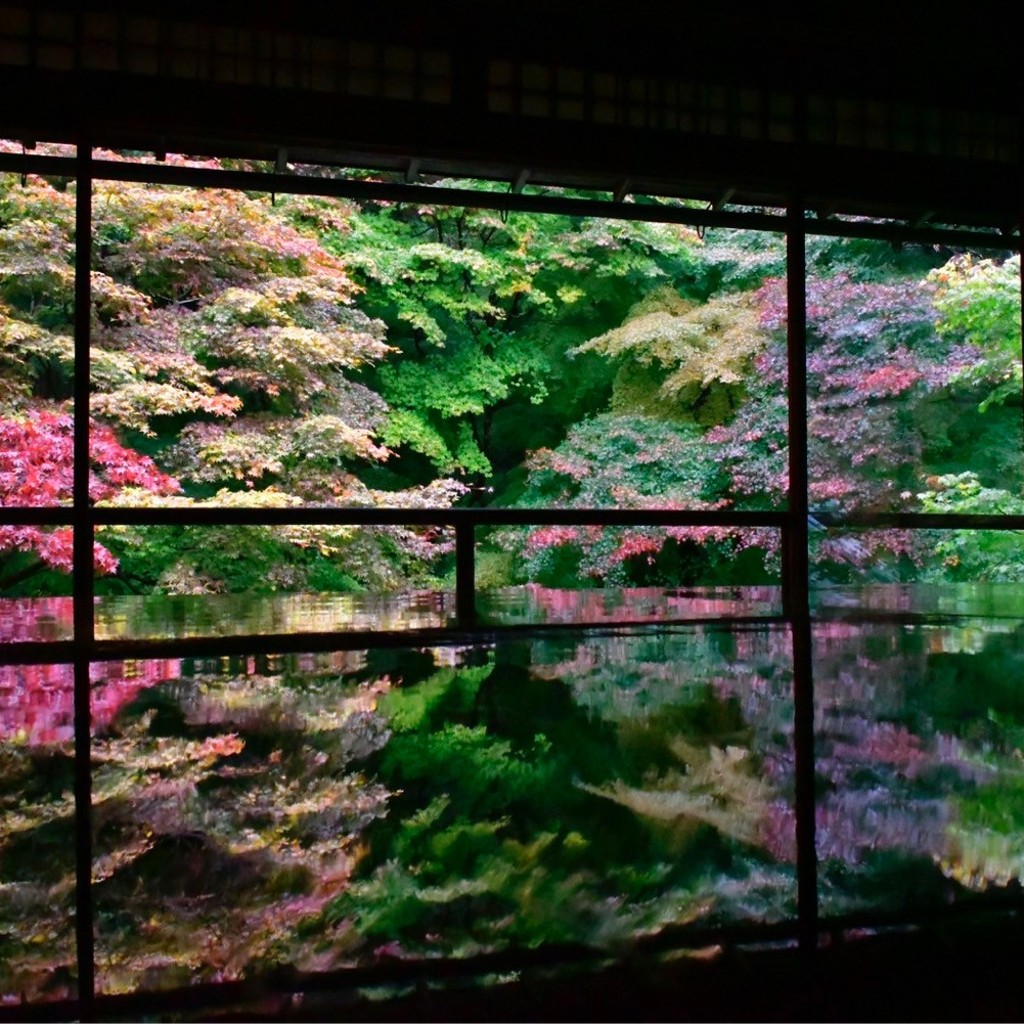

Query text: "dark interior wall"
[0, 1, 1020, 228]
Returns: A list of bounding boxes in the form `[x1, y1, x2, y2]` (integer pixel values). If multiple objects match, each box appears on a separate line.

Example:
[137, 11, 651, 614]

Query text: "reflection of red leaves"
[0, 662, 75, 744]
[832, 722, 928, 773]
[373, 941, 409, 959]
[0, 656, 184, 744]
[809, 479, 855, 502]
[519, 583, 778, 624]
[196, 733, 246, 763]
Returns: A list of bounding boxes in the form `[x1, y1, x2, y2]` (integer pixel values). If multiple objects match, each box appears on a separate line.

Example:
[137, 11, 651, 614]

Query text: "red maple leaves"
[0, 410, 180, 574]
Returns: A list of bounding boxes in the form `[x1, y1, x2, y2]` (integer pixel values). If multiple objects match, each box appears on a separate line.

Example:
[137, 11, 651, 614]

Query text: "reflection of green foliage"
[820, 849, 956, 911]
[0, 744, 78, 996]
[906, 633, 1024, 745]
[85, 668, 393, 991]
[330, 827, 714, 953]
[581, 739, 773, 848]
[947, 768, 1024, 890]
[327, 658, 791, 958]
[379, 724, 559, 817]
[377, 666, 493, 733]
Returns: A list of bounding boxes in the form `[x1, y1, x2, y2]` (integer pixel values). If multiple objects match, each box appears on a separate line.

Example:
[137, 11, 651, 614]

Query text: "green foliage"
[930, 254, 1022, 412]
[695, 228, 787, 293]
[0, 307, 72, 408]
[916, 473, 1024, 582]
[97, 489, 453, 595]
[15, 155, 1024, 998]
[5, 163, 1021, 588]
[376, 330, 550, 475]
[329, 194, 700, 487]
[806, 233, 951, 282]
[0, 165, 470, 594]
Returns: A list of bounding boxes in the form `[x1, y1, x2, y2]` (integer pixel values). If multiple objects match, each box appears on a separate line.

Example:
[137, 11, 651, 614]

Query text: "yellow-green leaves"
[576, 288, 769, 424]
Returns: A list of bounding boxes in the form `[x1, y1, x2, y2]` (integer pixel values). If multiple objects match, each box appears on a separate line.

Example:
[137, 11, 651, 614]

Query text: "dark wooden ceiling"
[1, 1, 1020, 230]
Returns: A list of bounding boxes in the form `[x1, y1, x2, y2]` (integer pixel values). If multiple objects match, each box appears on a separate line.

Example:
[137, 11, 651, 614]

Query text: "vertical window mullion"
[72, 143, 95, 1014]
[455, 519, 476, 628]
[786, 201, 817, 951]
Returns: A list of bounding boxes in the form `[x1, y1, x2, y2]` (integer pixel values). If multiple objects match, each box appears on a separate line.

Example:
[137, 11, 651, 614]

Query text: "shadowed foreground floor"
[202, 916, 1024, 1023]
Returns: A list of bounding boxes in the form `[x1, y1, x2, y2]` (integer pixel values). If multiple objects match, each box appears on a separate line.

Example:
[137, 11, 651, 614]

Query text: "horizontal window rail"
[0, 507, 74, 523]
[0, 150, 1016, 249]
[86, 506, 788, 526]
[6, 506, 1020, 530]
[810, 511, 1024, 530]
[3, 505, 791, 663]
[0, 617, 790, 667]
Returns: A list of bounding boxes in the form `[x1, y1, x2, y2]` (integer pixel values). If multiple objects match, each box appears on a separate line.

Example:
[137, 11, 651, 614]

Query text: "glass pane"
[93, 524, 456, 640]
[89, 175, 422, 508]
[349, 629, 796, 955]
[810, 527, 1024, 591]
[1, 167, 77, 512]
[805, 236, 1021, 517]
[90, 170, 785, 518]
[815, 616, 1024, 917]
[495, 222, 787, 515]
[91, 628, 794, 993]
[0, 663, 78, 1002]
[478, 525, 782, 625]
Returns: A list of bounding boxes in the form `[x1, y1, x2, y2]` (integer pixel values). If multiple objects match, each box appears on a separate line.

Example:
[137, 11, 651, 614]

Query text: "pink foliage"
[0, 410, 180, 575]
[0, 410, 179, 506]
[517, 583, 780, 624]
[524, 525, 582, 553]
[855, 364, 924, 398]
[610, 532, 661, 564]
[831, 722, 929, 776]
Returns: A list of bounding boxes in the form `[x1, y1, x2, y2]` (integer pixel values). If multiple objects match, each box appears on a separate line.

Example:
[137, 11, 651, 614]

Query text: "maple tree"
[505, 234, 1021, 586]
[929, 252, 1023, 414]
[329, 193, 702, 485]
[0, 167, 467, 596]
